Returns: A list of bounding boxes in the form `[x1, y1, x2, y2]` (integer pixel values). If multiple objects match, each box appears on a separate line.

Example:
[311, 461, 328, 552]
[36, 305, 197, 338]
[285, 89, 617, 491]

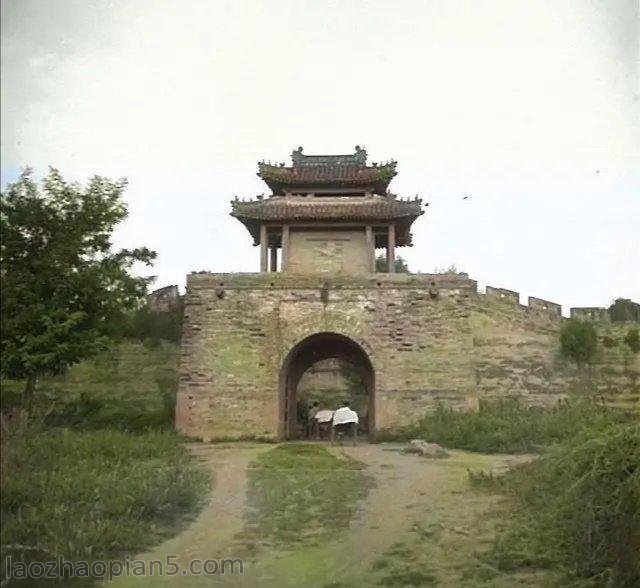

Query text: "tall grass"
[486, 422, 640, 587]
[1, 425, 210, 585]
[385, 398, 625, 453]
[0, 338, 208, 585]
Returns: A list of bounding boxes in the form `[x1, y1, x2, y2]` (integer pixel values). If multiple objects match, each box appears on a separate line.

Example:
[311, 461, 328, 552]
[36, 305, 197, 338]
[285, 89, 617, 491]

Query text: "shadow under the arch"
[278, 332, 375, 441]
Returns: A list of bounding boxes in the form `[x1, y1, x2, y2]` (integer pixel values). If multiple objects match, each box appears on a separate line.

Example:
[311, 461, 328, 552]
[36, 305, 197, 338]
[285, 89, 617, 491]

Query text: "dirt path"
[110, 443, 269, 587]
[110, 443, 540, 587]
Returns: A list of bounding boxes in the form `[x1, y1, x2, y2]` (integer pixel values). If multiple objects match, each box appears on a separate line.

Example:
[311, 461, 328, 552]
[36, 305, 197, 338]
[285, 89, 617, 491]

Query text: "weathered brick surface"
[176, 272, 639, 441]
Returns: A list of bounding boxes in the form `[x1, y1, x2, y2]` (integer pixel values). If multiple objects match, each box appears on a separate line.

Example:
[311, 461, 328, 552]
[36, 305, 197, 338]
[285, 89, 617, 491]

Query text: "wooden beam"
[260, 224, 268, 272]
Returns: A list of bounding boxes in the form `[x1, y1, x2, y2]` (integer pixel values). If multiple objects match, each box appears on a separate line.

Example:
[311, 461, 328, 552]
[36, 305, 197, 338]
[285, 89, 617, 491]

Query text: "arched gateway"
[279, 333, 375, 439]
[177, 147, 484, 442]
[176, 147, 622, 442]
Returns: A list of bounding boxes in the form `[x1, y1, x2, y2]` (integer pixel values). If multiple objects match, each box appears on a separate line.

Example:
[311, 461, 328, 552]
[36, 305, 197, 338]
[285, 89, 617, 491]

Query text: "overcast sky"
[2, 0, 639, 312]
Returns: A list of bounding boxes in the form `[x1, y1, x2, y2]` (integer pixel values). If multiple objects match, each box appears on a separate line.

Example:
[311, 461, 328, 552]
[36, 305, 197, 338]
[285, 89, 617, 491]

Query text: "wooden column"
[260, 224, 268, 272]
[281, 225, 290, 271]
[365, 225, 375, 273]
[270, 245, 278, 272]
[387, 223, 396, 273]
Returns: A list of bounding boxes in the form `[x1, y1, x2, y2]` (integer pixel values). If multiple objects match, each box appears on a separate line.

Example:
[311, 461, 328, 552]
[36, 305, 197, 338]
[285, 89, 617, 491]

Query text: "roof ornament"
[291, 146, 305, 166]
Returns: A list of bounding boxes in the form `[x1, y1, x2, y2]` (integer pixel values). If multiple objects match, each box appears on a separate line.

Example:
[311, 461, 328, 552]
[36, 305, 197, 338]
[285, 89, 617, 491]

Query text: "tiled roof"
[258, 147, 397, 193]
[291, 145, 368, 167]
[230, 196, 423, 247]
[231, 197, 422, 222]
[260, 163, 394, 183]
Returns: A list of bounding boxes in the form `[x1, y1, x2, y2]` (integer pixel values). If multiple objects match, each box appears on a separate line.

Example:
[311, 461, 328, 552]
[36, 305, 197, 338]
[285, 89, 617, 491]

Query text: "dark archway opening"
[279, 333, 375, 440]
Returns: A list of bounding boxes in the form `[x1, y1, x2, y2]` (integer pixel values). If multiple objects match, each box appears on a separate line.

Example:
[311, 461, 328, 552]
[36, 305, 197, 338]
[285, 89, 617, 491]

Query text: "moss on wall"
[177, 273, 639, 440]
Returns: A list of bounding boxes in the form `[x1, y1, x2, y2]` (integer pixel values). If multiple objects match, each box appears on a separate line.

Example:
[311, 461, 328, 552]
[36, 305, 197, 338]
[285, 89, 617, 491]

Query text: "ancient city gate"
[177, 147, 431, 441]
[176, 147, 480, 441]
[279, 332, 375, 439]
[175, 147, 631, 442]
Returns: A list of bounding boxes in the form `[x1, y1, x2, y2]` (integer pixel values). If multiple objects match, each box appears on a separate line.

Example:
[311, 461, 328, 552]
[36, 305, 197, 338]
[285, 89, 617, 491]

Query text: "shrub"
[375, 254, 409, 273]
[0, 427, 210, 584]
[384, 397, 623, 453]
[560, 319, 598, 365]
[608, 298, 640, 323]
[487, 422, 640, 586]
[624, 327, 640, 353]
[123, 300, 185, 343]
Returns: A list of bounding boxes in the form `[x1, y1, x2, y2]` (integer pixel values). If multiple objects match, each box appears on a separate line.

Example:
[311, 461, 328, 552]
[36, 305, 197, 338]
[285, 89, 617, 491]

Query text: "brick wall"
[176, 272, 639, 441]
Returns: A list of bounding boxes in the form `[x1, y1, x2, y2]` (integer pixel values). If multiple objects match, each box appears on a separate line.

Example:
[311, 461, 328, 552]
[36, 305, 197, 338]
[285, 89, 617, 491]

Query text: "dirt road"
[111, 443, 547, 587]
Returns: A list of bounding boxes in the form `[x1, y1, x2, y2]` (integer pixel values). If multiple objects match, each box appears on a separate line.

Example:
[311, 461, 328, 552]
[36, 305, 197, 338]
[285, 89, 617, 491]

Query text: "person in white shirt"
[331, 401, 359, 446]
[313, 408, 334, 440]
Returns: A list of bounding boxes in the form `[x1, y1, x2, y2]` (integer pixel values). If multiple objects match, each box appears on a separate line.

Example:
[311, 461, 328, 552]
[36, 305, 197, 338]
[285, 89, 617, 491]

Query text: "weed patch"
[383, 398, 626, 453]
[485, 422, 640, 586]
[0, 427, 210, 585]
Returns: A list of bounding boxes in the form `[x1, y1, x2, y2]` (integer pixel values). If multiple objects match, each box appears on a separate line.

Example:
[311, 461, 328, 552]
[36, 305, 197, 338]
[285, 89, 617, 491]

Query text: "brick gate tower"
[175, 147, 630, 442]
[230, 146, 423, 275]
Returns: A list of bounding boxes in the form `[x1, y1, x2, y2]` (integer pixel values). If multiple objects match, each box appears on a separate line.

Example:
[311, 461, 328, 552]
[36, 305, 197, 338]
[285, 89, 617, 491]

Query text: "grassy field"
[1, 428, 209, 583]
[0, 341, 210, 586]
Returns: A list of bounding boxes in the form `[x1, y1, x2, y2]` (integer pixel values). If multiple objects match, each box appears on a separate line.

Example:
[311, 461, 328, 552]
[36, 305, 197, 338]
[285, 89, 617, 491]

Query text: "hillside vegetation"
[380, 397, 629, 453]
[1, 340, 179, 432]
[480, 422, 640, 587]
[0, 341, 209, 586]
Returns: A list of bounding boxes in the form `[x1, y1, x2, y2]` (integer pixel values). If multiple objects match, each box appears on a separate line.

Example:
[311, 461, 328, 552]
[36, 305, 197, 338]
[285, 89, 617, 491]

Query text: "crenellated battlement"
[482, 285, 563, 319]
[188, 272, 621, 323]
[485, 286, 520, 305]
[527, 296, 562, 317]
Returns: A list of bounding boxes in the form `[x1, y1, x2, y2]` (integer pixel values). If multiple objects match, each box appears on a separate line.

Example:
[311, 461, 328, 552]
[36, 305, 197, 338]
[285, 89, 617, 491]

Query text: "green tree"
[125, 298, 185, 343]
[560, 319, 598, 366]
[608, 298, 640, 323]
[0, 168, 156, 407]
[375, 254, 409, 273]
